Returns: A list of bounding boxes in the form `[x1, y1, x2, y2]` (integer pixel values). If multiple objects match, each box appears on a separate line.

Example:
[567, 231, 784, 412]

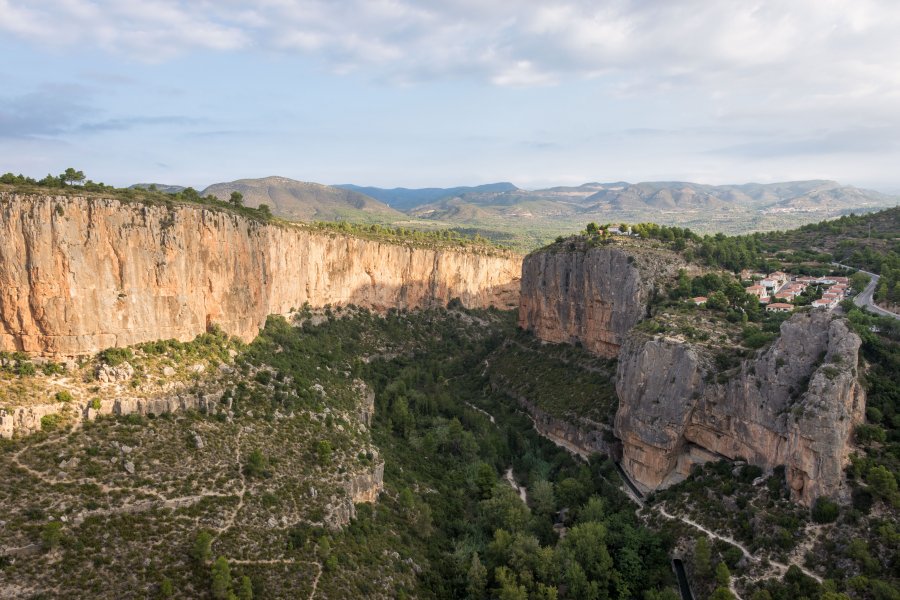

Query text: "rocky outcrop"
[518, 241, 684, 357]
[326, 461, 385, 529]
[0, 389, 221, 438]
[615, 311, 865, 505]
[0, 193, 521, 356]
[345, 461, 385, 504]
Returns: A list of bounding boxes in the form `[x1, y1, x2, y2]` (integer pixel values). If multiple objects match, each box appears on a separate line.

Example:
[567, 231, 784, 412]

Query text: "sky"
[2, 0, 900, 191]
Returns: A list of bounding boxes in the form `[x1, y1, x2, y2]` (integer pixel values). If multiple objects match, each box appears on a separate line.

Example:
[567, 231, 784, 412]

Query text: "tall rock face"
[615, 311, 865, 505]
[0, 194, 521, 356]
[518, 241, 681, 357]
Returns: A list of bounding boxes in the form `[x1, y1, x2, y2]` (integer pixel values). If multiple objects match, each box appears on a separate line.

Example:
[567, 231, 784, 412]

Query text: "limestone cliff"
[0, 193, 521, 356]
[518, 239, 684, 357]
[615, 311, 865, 505]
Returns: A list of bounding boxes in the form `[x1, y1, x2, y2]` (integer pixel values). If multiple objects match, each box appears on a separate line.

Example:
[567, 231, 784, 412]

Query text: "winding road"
[832, 263, 899, 320]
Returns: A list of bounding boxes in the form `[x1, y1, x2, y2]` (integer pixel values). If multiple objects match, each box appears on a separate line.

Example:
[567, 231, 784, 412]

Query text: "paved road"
[832, 263, 900, 320]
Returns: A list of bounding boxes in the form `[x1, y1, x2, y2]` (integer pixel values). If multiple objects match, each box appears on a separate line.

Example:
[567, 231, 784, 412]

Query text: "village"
[691, 270, 852, 313]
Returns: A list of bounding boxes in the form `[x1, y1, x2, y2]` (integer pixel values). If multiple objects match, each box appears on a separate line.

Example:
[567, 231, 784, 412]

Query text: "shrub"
[192, 530, 213, 563]
[55, 390, 73, 403]
[42, 362, 65, 375]
[16, 361, 36, 376]
[98, 347, 133, 366]
[811, 497, 840, 524]
[856, 424, 887, 445]
[244, 449, 271, 478]
[316, 440, 332, 466]
[90, 398, 102, 410]
[158, 577, 174, 598]
[40, 414, 62, 431]
[41, 521, 62, 551]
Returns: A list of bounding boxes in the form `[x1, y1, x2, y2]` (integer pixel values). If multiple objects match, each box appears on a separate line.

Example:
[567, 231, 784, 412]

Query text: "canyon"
[0, 193, 521, 356]
[0, 193, 868, 508]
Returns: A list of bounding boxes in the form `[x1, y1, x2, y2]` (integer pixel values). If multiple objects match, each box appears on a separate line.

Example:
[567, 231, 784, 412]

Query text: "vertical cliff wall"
[615, 311, 865, 505]
[518, 245, 643, 358]
[518, 240, 685, 357]
[0, 194, 522, 356]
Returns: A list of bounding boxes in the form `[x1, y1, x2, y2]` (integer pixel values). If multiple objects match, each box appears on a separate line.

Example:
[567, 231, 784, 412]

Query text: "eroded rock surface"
[0, 193, 521, 356]
[518, 241, 683, 357]
[615, 311, 865, 505]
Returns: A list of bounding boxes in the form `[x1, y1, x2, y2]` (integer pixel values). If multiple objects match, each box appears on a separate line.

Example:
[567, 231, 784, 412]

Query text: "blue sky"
[2, 0, 900, 191]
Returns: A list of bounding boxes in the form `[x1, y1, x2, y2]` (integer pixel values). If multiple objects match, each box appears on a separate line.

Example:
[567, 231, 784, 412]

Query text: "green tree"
[715, 562, 731, 587]
[478, 485, 530, 534]
[60, 168, 85, 186]
[318, 536, 331, 558]
[561, 522, 613, 583]
[562, 562, 600, 600]
[244, 449, 270, 477]
[41, 521, 62, 551]
[210, 556, 232, 600]
[466, 553, 487, 599]
[577, 496, 606, 523]
[257, 204, 272, 218]
[229, 191, 244, 207]
[710, 588, 736, 600]
[390, 396, 413, 437]
[193, 530, 213, 563]
[586, 222, 600, 236]
[531, 479, 556, 517]
[867, 465, 898, 503]
[474, 462, 496, 499]
[645, 590, 680, 600]
[236, 575, 253, 600]
[158, 577, 174, 598]
[556, 477, 587, 509]
[694, 537, 712, 579]
[850, 271, 870, 293]
[316, 440, 332, 466]
[494, 566, 527, 600]
[706, 291, 729, 311]
[811, 497, 840, 524]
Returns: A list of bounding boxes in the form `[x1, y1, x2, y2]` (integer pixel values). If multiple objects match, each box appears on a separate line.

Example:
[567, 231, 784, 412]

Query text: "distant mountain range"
[131, 176, 899, 249]
[335, 182, 518, 210]
[129, 183, 186, 194]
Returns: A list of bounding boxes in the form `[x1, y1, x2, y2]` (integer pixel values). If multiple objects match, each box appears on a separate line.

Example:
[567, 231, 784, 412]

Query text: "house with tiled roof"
[766, 303, 794, 312]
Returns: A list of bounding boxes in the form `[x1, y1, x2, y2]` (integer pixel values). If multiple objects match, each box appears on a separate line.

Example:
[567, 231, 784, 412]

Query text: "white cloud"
[0, 0, 895, 90]
[5, 0, 900, 188]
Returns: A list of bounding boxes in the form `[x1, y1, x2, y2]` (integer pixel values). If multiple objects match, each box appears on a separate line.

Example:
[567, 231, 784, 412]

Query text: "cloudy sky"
[2, 0, 899, 191]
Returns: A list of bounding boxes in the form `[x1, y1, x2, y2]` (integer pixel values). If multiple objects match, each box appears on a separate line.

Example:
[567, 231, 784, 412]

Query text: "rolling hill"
[129, 183, 186, 194]
[202, 176, 404, 223]
[335, 182, 518, 210]
[168, 174, 898, 250]
[406, 180, 898, 239]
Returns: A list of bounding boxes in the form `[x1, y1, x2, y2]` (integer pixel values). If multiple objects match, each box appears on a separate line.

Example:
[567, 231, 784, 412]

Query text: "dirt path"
[465, 402, 496, 425]
[504, 467, 528, 504]
[213, 426, 246, 541]
[521, 417, 824, 590]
